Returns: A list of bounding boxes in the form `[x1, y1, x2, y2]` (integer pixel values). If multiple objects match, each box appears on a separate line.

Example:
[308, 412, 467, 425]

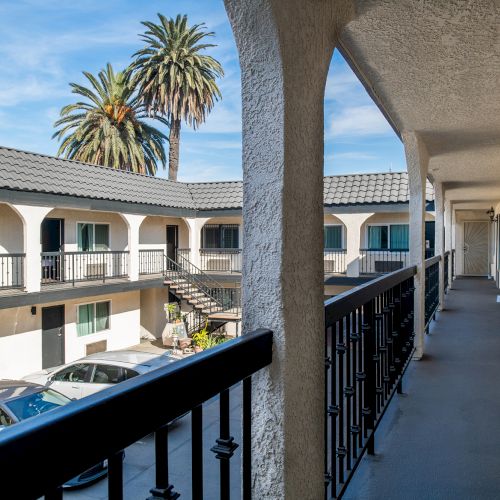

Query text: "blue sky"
[0, 0, 406, 182]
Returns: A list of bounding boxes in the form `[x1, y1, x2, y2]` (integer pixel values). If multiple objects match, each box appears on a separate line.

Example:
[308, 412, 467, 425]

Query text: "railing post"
[363, 299, 376, 455]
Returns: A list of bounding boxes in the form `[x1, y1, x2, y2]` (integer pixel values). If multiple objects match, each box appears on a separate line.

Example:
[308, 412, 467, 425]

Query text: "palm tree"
[130, 14, 224, 181]
[53, 63, 168, 176]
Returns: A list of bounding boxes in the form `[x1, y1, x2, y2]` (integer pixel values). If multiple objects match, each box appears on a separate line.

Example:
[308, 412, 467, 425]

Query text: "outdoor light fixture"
[30, 306, 36, 316]
[487, 207, 495, 222]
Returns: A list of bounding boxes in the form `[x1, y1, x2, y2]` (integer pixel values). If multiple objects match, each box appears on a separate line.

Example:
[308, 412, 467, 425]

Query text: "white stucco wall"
[0, 290, 140, 379]
[139, 216, 189, 250]
[139, 287, 168, 339]
[0, 203, 23, 253]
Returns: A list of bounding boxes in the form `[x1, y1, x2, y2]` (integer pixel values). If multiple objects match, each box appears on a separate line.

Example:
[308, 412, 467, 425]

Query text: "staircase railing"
[164, 253, 241, 315]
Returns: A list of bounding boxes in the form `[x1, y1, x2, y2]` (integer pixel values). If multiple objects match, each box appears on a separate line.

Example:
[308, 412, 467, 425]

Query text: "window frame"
[323, 224, 344, 250]
[76, 300, 112, 337]
[201, 224, 240, 249]
[366, 223, 410, 251]
[76, 221, 110, 252]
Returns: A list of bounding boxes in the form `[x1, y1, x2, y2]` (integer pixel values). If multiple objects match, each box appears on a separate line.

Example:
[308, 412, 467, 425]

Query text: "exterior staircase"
[163, 253, 241, 333]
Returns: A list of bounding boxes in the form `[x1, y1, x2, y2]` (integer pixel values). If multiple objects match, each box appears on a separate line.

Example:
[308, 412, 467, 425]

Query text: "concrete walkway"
[345, 277, 500, 500]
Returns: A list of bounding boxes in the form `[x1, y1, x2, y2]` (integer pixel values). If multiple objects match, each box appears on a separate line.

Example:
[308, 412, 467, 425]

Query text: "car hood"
[22, 366, 60, 381]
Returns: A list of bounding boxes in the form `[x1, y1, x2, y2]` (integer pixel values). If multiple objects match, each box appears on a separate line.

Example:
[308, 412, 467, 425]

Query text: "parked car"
[0, 380, 107, 489]
[23, 350, 178, 399]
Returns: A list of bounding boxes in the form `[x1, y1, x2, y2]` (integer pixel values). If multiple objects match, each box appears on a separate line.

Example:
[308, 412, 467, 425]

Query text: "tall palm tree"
[53, 63, 168, 176]
[130, 14, 224, 181]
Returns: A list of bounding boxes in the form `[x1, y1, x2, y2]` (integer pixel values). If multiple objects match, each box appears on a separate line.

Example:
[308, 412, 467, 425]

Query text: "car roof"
[0, 380, 44, 402]
[79, 350, 175, 368]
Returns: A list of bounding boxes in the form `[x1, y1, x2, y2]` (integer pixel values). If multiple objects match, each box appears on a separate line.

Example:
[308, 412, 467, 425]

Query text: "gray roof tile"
[0, 146, 434, 211]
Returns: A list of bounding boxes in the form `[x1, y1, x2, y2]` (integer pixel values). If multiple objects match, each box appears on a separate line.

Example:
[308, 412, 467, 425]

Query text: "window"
[77, 301, 110, 337]
[52, 363, 93, 382]
[324, 226, 343, 249]
[368, 224, 409, 250]
[77, 223, 109, 251]
[91, 364, 138, 384]
[0, 408, 13, 427]
[201, 225, 240, 249]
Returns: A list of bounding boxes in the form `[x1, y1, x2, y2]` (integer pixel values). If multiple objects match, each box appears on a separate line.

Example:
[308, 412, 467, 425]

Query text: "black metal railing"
[200, 249, 242, 273]
[425, 255, 441, 331]
[177, 248, 191, 261]
[452, 249, 456, 279]
[166, 252, 242, 316]
[324, 265, 416, 498]
[139, 249, 165, 275]
[324, 249, 347, 274]
[359, 249, 410, 274]
[41, 251, 129, 286]
[444, 251, 450, 293]
[0, 253, 24, 289]
[0, 329, 273, 500]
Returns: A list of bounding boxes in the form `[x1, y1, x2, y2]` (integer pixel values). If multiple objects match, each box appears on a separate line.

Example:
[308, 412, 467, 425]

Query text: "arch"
[0, 203, 24, 254]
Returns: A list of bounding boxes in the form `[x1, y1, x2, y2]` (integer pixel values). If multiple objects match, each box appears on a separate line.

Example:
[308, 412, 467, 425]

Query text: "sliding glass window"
[201, 225, 240, 249]
[324, 226, 343, 249]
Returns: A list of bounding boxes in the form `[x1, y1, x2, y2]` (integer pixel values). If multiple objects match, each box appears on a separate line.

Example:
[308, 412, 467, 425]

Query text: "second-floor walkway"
[345, 276, 500, 499]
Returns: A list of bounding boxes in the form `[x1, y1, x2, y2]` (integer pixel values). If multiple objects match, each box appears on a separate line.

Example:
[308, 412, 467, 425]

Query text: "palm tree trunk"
[168, 118, 181, 181]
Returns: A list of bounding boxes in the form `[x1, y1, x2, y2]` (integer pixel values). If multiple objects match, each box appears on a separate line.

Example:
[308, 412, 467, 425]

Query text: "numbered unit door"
[463, 221, 489, 275]
[42, 305, 65, 369]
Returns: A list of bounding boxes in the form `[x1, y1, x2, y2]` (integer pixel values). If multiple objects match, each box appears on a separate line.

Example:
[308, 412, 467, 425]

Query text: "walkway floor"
[345, 277, 500, 500]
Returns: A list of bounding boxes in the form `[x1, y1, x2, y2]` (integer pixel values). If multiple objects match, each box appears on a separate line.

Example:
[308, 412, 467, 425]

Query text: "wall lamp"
[486, 207, 496, 222]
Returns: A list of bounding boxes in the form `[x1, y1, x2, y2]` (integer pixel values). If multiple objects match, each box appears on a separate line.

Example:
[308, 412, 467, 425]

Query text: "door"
[166, 225, 179, 266]
[41, 218, 64, 281]
[42, 305, 65, 369]
[463, 221, 489, 275]
[48, 362, 93, 399]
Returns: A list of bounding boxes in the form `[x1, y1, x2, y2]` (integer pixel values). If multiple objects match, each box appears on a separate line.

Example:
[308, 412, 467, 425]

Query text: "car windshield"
[5, 389, 70, 421]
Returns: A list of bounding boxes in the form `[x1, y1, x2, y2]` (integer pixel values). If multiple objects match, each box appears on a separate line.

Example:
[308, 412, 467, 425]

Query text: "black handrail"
[425, 255, 441, 330]
[0, 329, 273, 499]
[324, 264, 416, 498]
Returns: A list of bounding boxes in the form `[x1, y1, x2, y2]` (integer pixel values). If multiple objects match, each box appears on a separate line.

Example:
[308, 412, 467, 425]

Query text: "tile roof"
[0, 146, 433, 211]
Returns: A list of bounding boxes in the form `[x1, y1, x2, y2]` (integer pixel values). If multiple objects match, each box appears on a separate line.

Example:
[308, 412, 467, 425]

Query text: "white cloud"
[328, 105, 393, 138]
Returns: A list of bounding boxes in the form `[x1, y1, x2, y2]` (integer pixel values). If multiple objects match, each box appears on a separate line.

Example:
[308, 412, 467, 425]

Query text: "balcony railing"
[444, 250, 450, 293]
[177, 248, 191, 261]
[139, 249, 165, 275]
[360, 249, 410, 274]
[0, 253, 24, 289]
[324, 249, 347, 274]
[200, 248, 242, 273]
[425, 254, 441, 331]
[325, 265, 417, 497]
[0, 329, 273, 499]
[41, 251, 129, 286]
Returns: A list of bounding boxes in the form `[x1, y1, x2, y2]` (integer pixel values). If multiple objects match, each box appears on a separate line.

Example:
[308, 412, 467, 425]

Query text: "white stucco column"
[13, 204, 54, 293]
[444, 198, 453, 289]
[121, 214, 146, 281]
[183, 217, 209, 268]
[402, 132, 429, 359]
[434, 181, 445, 309]
[225, 0, 353, 497]
[335, 212, 374, 277]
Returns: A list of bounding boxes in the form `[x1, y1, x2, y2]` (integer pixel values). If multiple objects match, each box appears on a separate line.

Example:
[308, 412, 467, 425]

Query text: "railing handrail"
[425, 254, 441, 268]
[0, 329, 272, 499]
[444, 250, 450, 257]
[323, 248, 346, 252]
[175, 252, 227, 290]
[41, 250, 129, 256]
[0, 252, 25, 257]
[200, 248, 242, 253]
[325, 264, 417, 324]
[360, 248, 410, 252]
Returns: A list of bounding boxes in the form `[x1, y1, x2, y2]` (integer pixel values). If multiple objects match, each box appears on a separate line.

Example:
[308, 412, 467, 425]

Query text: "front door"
[463, 221, 489, 275]
[166, 225, 178, 265]
[42, 305, 65, 369]
[41, 218, 64, 281]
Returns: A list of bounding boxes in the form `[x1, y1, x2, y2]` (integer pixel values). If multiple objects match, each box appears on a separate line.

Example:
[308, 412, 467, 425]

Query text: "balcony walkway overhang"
[345, 276, 500, 499]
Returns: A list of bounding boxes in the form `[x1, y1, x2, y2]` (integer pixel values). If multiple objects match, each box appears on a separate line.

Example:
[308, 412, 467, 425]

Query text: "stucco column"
[335, 212, 374, 277]
[444, 199, 453, 289]
[183, 217, 209, 268]
[225, 0, 354, 497]
[13, 205, 54, 293]
[121, 214, 146, 281]
[403, 132, 429, 359]
[434, 182, 445, 309]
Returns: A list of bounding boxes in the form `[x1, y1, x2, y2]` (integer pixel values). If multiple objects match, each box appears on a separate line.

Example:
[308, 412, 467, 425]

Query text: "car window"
[0, 408, 13, 427]
[123, 368, 139, 380]
[5, 389, 70, 421]
[92, 364, 125, 384]
[52, 363, 92, 383]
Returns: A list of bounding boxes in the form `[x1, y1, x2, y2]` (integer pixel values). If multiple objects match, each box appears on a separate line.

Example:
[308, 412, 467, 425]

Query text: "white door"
[463, 221, 489, 275]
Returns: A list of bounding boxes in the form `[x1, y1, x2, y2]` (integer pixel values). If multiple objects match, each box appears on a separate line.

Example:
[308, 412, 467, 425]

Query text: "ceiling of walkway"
[340, 0, 500, 198]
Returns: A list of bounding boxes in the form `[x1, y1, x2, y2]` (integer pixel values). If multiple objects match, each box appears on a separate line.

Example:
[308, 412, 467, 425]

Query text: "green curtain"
[95, 301, 110, 332]
[202, 225, 219, 248]
[390, 224, 409, 250]
[94, 224, 109, 251]
[222, 226, 239, 248]
[324, 226, 342, 249]
[77, 223, 93, 251]
[77, 303, 94, 337]
[368, 226, 389, 249]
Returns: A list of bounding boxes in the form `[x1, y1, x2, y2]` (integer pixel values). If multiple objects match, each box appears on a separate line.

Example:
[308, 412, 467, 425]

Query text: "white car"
[23, 350, 177, 400]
